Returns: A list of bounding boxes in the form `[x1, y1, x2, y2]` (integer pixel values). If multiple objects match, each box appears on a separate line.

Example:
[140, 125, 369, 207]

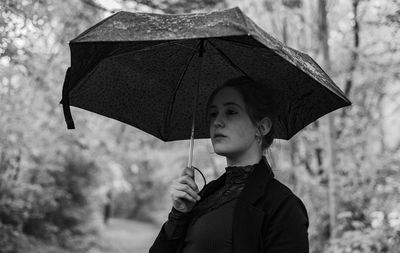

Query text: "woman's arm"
[150, 166, 200, 252]
[262, 194, 309, 253]
[149, 207, 191, 253]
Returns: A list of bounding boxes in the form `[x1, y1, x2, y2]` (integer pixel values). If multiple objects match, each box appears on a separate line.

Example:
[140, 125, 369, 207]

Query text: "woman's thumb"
[187, 166, 195, 178]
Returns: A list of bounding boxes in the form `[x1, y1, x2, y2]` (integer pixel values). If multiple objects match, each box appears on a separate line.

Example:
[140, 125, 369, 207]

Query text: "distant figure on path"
[103, 189, 113, 225]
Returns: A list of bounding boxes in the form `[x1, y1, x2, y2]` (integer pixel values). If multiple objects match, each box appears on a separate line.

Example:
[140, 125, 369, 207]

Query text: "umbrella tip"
[67, 121, 75, 130]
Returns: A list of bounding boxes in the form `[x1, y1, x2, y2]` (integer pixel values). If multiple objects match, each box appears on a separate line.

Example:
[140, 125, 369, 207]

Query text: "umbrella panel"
[209, 37, 349, 139]
[70, 40, 199, 141]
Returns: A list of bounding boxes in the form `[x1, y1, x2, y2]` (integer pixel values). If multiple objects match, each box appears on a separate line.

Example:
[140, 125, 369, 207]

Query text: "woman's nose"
[213, 115, 224, 127]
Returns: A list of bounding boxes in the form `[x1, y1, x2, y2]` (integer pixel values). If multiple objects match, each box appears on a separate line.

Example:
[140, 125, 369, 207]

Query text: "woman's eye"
[209, 112, 217, 118]
[227, 110, 237, 115]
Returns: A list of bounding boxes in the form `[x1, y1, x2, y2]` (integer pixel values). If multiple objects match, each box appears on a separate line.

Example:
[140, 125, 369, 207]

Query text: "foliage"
[111, 158, 169, 222]
[325, 227, 400, 253]
[0, 148, 105, 252]
[123, 0, 225, 13]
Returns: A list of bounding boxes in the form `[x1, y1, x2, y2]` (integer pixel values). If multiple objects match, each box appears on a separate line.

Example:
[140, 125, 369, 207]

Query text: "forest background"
[1, 0, 400, 252]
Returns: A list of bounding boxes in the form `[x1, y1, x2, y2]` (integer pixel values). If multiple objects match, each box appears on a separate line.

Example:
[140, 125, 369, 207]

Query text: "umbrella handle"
[187, 125, 207, 189]
[187, 122, 195, 174]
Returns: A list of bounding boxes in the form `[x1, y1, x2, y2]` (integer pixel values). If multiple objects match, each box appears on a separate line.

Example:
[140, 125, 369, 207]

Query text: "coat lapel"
[232, 157, 275, 253]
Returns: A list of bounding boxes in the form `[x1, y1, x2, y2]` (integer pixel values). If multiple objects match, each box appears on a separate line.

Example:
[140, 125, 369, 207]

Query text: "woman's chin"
[213, 145, 233, 157]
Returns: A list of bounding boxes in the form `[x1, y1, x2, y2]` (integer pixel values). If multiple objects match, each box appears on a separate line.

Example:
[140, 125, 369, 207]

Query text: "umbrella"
[60, 7, 351, 171]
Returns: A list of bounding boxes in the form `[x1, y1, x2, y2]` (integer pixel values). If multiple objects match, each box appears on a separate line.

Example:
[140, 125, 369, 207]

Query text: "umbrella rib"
[215, 37, 262, 49]
[163, 40, 200, 139]
[170, 41, 198, 52]
[104, 40, 200, 60]
[106, 41, 176, 57]
[207, 40, 253, 80]
[170, 41, 224, 56]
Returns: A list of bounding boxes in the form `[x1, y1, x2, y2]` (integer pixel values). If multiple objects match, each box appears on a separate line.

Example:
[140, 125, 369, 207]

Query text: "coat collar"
[238, 156, 275, 204]
[198, 156, 275, 204]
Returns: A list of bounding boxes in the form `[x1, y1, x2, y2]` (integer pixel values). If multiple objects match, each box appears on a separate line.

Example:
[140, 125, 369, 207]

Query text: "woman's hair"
[206, 76, 276, 151]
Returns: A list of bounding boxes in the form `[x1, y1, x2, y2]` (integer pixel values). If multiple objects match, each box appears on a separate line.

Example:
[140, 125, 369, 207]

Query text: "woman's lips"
[213, 134, 227, 140]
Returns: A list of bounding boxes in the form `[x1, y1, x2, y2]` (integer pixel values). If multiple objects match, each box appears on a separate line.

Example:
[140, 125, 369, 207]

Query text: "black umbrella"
[61, 7, 351, 169]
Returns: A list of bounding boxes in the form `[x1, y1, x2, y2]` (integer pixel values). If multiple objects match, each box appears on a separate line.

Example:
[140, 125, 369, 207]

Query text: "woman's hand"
[170, 166, 201, 213]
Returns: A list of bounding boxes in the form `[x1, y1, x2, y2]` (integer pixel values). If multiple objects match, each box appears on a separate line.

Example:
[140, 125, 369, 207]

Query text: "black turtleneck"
[164, 160, 260, 253]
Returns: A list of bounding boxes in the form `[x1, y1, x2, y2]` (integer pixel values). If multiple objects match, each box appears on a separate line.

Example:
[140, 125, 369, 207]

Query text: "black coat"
[149, 158, 309, 253]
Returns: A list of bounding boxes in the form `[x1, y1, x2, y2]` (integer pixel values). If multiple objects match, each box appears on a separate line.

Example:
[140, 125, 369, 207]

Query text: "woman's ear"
[258, 117, 272, 136]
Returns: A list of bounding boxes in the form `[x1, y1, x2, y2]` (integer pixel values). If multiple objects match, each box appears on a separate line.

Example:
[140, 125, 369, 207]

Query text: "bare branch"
[81, 0, 116, 12]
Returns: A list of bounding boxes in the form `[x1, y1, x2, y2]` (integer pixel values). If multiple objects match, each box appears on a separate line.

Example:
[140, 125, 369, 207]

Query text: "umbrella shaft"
[186, 39, 205, 176]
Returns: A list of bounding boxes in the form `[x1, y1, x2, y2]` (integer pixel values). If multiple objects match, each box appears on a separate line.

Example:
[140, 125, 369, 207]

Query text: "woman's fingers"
[171, 166, 202, 213]
[174, 183, 201, 201]
[177, 175, 199, 193]
[171, 190, 196, 204]
[173, 190, 198, 202]
[180, 166, 195, 178]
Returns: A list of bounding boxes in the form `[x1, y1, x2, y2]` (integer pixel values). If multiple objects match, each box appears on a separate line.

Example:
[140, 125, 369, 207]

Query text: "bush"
[112, 159, 169, 223]
[325, 227, 400, 253]
[0, 148, 104, 252]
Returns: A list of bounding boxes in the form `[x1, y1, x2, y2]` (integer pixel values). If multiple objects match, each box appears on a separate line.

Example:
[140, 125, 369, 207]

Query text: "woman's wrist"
[169, 207, 191, 223]
[164, 207, 192, 239]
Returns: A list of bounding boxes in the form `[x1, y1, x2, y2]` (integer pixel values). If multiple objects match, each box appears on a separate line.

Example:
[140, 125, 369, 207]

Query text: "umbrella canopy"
[61, 7, 351, 142]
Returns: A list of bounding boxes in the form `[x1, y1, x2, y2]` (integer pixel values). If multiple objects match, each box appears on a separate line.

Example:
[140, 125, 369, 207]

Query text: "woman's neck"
[225, 146, 262, 167]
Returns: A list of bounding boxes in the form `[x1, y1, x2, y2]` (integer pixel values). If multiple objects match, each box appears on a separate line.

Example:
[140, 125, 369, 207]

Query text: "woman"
[150, 77, 309, 253]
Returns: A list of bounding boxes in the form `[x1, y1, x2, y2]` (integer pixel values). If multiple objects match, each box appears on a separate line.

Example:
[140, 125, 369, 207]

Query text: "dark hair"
[206, 76, 276, 151]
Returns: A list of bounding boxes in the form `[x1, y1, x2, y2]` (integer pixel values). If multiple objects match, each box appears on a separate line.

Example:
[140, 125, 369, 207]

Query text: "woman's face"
[208, 87, 259, 157]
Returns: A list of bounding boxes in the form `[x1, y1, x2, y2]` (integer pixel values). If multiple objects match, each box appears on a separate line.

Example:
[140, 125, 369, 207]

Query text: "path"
[101, 218, 161, 253]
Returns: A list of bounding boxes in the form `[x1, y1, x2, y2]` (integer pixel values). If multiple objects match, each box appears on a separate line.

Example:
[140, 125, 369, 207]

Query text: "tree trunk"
[377, 92, 386, 155]
[281, 13, 298, 191]
[341, 0, 360, 122]
[317, 0, 337, 239]
[345, 0, 360, 97]
[302, 0, 316, 54]
[289, 138, 298, 191]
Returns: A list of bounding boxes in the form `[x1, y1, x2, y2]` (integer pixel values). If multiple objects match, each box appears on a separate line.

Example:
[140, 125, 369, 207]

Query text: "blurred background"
[0, 0, 399, 252]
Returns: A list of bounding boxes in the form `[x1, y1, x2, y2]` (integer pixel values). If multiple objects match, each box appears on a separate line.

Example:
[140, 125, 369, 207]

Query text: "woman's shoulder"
[260, 178, 308, 218]
[260, 179, 310, 251]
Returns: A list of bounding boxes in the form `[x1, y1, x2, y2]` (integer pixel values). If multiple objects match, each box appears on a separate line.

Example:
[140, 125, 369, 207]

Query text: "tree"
[317, 0, 338, 240]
